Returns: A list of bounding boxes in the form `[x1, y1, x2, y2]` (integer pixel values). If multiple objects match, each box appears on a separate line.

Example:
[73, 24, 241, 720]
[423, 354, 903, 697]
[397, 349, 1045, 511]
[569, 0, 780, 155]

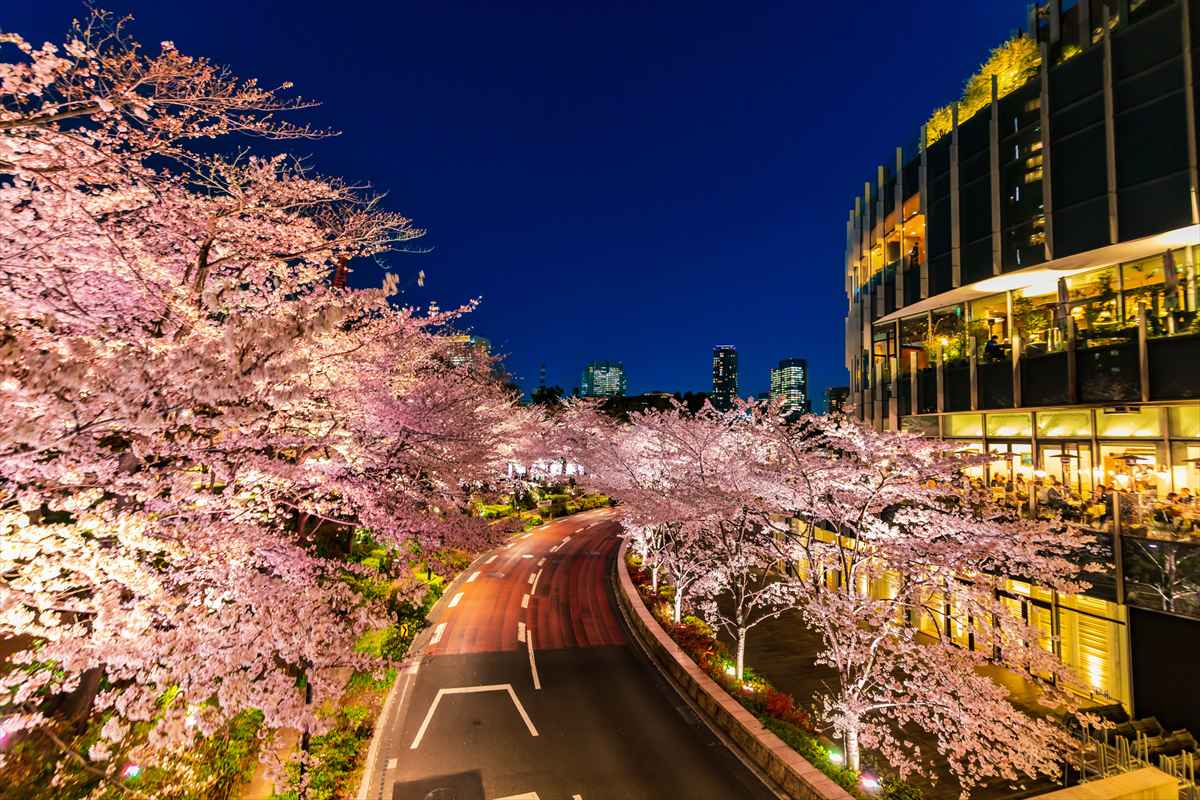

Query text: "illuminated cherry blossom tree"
[756, 413, 1092, 795]
[0, 12, 535, 783]
[572, 396, 1095, 796]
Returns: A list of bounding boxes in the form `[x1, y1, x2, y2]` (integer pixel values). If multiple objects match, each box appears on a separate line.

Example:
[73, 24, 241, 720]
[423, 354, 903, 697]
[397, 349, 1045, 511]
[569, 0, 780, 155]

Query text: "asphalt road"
[366, 508, 776, 800]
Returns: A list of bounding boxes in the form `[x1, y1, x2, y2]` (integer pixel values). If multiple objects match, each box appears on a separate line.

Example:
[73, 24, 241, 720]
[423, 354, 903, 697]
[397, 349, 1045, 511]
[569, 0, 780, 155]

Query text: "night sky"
[13, 1, 1026, 409]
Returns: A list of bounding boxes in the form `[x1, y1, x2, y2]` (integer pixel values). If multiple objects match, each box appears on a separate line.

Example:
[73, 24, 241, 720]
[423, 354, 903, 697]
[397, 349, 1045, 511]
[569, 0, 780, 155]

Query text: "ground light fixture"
[860, 774, 881, 792]
[827, 749, 844, 765]
[122, 764, 142, 780]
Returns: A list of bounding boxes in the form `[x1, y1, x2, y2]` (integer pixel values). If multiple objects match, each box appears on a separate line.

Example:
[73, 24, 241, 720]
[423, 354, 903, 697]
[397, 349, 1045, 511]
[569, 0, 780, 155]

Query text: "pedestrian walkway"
[721, 607, 1062, 800]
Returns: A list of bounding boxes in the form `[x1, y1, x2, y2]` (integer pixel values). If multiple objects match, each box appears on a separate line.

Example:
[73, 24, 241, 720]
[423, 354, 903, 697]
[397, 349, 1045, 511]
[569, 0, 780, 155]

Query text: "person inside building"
[984, 335, 1004, 362]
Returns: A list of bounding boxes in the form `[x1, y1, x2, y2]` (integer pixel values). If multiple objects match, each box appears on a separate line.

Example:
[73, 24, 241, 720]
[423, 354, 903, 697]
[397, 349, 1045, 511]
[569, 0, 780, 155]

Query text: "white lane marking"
[448, 592, 463, 608]
[527, 629, 542, 690]
[497, 792, 541, 799]
[560, 535, 572, 544]
[406, 661, 420, 675]
[537, 557, 545, 566]
[549, 544, 560, 553]
[530, 569, 543, 597]
[521, 553, 533, 559]
[430, 622, 446, 644]
[386, 757, 397, 769]
[521, 593, 530, 608]
[520, 532, 533, 539]
[485, 555, 498, 564]
[518, 621, 526, 642]
[409, 684, 538, 749]
[467, 571, 480, 583]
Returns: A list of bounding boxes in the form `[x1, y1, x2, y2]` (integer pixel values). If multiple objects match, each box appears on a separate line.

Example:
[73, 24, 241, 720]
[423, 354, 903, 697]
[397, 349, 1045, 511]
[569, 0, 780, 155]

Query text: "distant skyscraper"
[824, 385, 850, 415]
[711, 346, 738, 411]
[770, 358, 810, 414]
[447, 334, 491, 367]
[581, 361, 627, 397]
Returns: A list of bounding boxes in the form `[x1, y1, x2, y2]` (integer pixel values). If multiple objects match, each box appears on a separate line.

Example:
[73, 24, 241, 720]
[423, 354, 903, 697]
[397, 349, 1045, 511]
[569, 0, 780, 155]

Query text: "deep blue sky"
[14, 2, 1024, 409]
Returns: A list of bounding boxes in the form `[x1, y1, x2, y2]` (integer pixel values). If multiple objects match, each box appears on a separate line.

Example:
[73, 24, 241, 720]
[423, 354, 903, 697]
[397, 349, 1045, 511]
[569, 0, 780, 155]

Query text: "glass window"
[1039, 442, 1094, 500]
[1096, 406, 1162, 438]
[969, 294, 1010, 359]
[1037, 409, 1094, 438]
[1170, 442, 1200, 501]
[1058, 607, 1129, 708]
[1066, 266, 1123, 349]
[987, 412, 1032, 438]
[1121, 252, 1183, 338]
[1099, 443, 1167, 497]
[945, 413, 983, 437]
[1012, 282, 1063, 355]
[1169, 404, 1200, 438]
[900, 314, 930, 374]
[931, 305, 967, 364]
[988, 442, 1035, 503]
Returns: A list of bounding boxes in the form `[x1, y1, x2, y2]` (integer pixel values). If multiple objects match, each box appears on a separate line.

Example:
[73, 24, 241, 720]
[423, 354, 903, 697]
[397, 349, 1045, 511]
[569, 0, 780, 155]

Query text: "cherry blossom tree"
[756, 412, 1093, 796]
[0, 12, 536, 786]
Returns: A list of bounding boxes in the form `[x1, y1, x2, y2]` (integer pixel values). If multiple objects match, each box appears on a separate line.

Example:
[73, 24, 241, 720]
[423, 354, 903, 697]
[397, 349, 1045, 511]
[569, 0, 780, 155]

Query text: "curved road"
[364, 508, 776, 800]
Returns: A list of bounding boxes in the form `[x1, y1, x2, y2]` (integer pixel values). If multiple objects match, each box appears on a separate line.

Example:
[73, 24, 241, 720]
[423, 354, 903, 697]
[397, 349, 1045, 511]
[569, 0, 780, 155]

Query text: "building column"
[920, 125, 930, 299]
[1102, 5, 1120, 244]
[950, 103, 962, 288]
[990, 74, 1003, 276]
[936, 340, 946, 413]
[1182, 0, 1200, 224]
[1067, 316, 1079, 404]
[1039, 43, 1056, 261]
[896, 146, 906, 308]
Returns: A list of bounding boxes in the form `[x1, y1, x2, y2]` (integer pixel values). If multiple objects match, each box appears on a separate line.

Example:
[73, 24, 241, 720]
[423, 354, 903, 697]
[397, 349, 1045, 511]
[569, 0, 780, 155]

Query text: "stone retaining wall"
[614, 539, 856, 800]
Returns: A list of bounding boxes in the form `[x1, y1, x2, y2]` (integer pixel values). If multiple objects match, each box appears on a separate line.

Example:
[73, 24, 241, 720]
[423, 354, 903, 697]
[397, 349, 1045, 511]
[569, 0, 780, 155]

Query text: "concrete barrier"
[1030, 767, 1179, 799]
[614, 538, 856, 800]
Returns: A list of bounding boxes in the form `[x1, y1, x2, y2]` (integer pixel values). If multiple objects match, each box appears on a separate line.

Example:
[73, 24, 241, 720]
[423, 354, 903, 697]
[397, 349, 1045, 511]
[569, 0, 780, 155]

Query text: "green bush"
[272, 709, 372, 800]
[760, 716, 861, 795]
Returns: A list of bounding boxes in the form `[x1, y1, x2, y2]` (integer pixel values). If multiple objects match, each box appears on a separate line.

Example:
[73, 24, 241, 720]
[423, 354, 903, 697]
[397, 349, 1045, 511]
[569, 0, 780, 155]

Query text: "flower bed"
[625, 553, 920, 800]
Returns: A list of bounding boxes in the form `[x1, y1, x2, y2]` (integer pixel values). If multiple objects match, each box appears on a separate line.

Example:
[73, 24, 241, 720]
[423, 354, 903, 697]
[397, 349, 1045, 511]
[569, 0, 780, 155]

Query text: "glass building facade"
[843, 0, 1200, 737]
[711, 345, 739, 411]
[581, 361, 627, 398]
[770, 357, 811, 414]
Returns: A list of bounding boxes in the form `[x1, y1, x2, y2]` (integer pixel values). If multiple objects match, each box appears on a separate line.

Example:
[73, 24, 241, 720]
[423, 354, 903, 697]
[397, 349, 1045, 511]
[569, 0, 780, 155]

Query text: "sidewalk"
[719, 607, 1062, 800]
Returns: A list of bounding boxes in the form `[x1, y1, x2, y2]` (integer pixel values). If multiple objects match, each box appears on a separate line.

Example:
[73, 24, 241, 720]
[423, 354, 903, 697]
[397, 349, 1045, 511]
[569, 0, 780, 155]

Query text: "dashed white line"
[448, 592, 463, 608]
[466, 571, 480, 583]
[430, 622, 446, 644]
[521, 593, 530, 608]
[386, 758, 397, 769]
[485, 555, 498, 564]
[521, 553, 533, 559]
[527, 629, 542, 690]
[537, 557, 545, 566]
[549, 544, 560, 553]
[527, 572, 536, 584]
[518, 621, 526, 643]
[530, 569, 543, 596]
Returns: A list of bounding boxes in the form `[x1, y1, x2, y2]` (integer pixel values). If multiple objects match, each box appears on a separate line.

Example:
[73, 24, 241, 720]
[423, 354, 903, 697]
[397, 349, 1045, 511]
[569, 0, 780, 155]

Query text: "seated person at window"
[983, 336, 1004, 362]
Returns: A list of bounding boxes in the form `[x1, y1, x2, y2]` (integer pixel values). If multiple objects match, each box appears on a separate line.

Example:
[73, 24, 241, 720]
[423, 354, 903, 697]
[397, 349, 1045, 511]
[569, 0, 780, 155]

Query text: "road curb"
[611, 538, 855, 800]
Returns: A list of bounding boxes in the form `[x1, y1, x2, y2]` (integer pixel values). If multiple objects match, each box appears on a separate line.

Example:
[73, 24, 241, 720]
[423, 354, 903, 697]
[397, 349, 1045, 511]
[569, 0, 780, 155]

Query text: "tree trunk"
[846, 721, 861, 772]
[735, 627, 747, 681]
[673, 587, 683, 624]
[651, 564, 659, 593]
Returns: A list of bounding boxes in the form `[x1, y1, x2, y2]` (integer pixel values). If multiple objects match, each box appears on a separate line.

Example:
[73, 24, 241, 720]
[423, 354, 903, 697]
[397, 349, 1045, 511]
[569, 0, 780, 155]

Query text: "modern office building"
[580, 361, 627, 398]
[825, 386, 851, 414]
[770, 358, 811, 414]
[842, 0, 1200, 738]
[711, 346, 738, 411]
[447, 334, 492, 367]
